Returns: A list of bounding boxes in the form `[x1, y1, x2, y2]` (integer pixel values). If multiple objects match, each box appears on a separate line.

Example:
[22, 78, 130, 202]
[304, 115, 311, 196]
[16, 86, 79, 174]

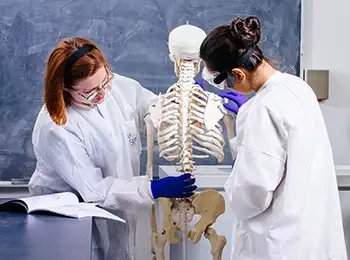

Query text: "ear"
[231, 68, 246, 83]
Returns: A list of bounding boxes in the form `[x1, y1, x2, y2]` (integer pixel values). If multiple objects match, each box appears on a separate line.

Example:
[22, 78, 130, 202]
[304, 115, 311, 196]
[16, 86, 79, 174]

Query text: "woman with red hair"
[28, 37, 196, 259]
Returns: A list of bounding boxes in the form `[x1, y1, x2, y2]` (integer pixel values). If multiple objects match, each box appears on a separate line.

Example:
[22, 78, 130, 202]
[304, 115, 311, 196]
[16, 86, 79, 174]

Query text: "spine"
[178, 60, 196, 173]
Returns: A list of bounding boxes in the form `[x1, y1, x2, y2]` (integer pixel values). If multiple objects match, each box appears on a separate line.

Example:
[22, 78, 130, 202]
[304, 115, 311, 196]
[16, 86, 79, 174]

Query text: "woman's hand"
[219, 91, 248, 115]
[151, 173, 197, 199]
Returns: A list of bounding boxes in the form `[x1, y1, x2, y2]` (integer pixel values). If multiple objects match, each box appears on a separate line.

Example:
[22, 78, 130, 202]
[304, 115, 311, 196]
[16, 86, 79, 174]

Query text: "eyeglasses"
[202, 67, 228, 90]
[73, 69, 114, 102]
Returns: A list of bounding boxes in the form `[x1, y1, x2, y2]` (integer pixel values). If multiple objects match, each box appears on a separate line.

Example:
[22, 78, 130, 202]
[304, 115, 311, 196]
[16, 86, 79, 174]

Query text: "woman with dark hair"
[200, 17, 346, 260]
[28, 37, 196, 259]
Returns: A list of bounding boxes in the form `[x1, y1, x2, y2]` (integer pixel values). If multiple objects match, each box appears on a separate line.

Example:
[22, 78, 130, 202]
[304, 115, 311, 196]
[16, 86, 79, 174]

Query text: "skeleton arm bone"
[222, 114, 236, 160]
[145, 114, 155, 179]
[145, 114, 166, 259]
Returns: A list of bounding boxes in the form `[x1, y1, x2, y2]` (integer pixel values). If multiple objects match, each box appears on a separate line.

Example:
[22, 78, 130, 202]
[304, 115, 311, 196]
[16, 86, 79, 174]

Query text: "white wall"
[302, 0, 350, 164]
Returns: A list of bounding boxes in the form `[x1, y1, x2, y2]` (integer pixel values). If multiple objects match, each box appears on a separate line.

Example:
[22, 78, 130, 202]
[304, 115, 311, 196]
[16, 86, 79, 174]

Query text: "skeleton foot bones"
[145, 23, 236, 260]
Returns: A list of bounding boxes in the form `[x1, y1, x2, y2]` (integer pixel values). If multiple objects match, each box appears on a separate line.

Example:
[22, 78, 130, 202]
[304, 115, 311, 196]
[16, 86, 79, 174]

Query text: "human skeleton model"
[144, 24, 236, 260]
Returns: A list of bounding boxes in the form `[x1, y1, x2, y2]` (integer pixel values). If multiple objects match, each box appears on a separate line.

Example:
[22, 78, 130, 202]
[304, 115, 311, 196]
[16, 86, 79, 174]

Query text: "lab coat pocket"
[124, 119, 141, 155]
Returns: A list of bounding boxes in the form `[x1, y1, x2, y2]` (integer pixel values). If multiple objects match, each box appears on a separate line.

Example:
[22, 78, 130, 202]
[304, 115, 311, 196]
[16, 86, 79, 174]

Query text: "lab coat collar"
[257, 71, 283, 93]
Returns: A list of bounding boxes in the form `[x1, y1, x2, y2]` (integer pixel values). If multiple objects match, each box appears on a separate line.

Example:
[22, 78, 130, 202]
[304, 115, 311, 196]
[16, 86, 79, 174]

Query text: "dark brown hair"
[200, 16, 266, 72]
[44, 37, 110, 125]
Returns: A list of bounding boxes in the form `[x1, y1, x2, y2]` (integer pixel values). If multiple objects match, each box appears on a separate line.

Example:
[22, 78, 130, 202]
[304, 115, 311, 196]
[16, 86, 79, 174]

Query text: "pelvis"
[152, 189, 227, 260]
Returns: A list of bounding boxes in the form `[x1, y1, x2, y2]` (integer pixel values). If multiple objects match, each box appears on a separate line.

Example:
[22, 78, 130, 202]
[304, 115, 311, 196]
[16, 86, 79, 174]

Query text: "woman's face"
[68, 66, 114, 106]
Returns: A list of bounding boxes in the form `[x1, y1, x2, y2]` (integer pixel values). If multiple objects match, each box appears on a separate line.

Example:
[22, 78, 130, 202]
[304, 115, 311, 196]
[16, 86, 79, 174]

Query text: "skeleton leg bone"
[204, 227, 227, 260]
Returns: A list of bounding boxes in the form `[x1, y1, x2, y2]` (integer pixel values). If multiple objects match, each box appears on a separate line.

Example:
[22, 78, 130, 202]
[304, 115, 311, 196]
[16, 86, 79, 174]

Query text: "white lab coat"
[29, 73, 157, 260]
[225, 71, 347, 260]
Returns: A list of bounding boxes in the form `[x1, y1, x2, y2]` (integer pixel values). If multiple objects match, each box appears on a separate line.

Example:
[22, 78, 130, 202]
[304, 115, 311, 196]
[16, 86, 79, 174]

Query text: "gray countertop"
[0, 212, 92, 260]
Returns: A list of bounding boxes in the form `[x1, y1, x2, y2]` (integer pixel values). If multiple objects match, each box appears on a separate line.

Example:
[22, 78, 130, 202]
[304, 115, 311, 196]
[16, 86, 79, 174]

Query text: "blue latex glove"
[194, 79, 205, 90]
[219, 91, 248, 114]
[151, 173, 197, 199]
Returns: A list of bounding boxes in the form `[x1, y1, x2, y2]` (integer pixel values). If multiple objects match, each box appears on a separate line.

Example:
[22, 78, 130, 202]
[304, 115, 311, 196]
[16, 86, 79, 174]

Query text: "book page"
[36, 203, 126, 222]
[21, 192, 79, 213]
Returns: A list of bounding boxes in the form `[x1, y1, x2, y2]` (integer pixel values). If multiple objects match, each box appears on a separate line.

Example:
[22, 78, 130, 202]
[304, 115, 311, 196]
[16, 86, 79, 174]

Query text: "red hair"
[44, 37, 110, 125]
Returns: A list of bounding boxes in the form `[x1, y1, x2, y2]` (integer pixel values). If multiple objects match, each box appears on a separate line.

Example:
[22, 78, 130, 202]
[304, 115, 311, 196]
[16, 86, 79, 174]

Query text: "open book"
[0, 192, 125, 222]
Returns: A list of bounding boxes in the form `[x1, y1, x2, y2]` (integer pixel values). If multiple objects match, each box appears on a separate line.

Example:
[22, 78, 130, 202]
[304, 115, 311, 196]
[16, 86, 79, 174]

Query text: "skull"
[168, 23, 207, 77]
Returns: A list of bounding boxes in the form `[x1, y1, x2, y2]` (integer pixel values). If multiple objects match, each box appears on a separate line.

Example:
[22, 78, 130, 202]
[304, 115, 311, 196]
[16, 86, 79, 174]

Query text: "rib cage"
[157, 60, 225, 173]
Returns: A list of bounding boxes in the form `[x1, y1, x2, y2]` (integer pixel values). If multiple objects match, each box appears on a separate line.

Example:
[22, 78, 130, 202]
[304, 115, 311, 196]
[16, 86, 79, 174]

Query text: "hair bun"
[230, 16, 261, 48]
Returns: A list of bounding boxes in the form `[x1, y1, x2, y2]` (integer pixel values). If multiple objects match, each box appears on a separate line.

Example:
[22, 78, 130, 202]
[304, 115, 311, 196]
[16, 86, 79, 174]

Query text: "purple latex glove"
[232, 158, 236, 168]
[194, 79, 205, 90]
[219, 91, 248, 115]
